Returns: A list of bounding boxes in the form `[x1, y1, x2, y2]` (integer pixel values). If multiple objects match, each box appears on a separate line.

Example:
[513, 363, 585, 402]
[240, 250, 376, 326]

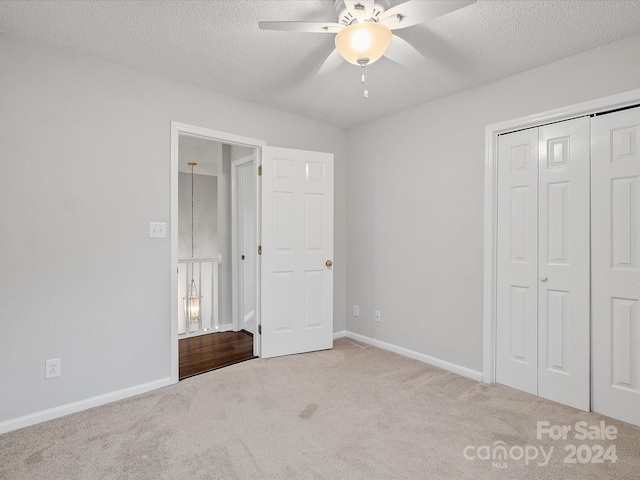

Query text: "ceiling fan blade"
[380, 0, 476, 30]
[383, 34, 424, 67]
[343, 0, 375, 21]
[318, 48, 345, 75]
[258, 21, 344, 33]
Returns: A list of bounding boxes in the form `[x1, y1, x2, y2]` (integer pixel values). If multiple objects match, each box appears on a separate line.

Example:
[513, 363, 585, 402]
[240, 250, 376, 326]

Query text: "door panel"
[233, 156, 256, 335]
[537, 117, 590, 411]
[611, 177, 637, 269]
[496, 128, 539, 395]
[240, 160, 256, 333]
[546, 289, 568, 371]
[261, 146, 334, 358]
[592, 106, 640, 426]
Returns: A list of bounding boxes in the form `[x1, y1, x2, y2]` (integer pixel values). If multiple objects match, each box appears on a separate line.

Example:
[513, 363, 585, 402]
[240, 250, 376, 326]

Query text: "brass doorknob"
[326, 260, 333, 267]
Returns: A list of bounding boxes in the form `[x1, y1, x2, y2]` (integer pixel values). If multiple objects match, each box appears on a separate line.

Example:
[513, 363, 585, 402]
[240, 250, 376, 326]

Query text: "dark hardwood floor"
[179, 330, 255, 380]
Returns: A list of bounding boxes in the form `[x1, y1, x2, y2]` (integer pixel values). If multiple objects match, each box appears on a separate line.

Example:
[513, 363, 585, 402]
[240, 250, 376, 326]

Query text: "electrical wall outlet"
[353, 305, 360, 317]
[374, 310, 382, 323]
[45, 358, 61, 379]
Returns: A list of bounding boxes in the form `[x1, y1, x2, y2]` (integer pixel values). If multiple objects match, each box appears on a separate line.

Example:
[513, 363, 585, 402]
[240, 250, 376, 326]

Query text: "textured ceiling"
[1, 0, 640, 129]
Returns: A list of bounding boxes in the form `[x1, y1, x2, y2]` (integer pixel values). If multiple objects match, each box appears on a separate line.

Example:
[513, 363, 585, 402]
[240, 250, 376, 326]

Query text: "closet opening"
[483, 88, 640, 427]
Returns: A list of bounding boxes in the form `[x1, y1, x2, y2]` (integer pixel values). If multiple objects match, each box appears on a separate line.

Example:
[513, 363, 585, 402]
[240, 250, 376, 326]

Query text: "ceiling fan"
[259, 0, 476, 75]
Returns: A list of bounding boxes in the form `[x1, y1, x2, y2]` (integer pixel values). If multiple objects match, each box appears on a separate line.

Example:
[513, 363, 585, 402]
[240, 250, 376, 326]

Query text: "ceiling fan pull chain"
[362, 63, 369, 99]
[357, 58, 370, 99]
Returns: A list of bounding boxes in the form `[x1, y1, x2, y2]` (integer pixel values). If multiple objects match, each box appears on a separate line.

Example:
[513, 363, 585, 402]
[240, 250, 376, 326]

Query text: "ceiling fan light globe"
[335, 22, 392, 65]
[351, 29, 371, 52]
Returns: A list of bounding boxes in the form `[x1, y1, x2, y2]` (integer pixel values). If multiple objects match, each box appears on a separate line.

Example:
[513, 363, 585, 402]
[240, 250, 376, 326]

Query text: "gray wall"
[346, 34, 640, 373]
[178, 173, 218, 259]
[0, 33, 347, 425]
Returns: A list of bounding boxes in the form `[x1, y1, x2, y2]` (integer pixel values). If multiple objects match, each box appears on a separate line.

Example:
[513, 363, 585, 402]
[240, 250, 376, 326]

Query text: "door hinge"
[258, 165, 262, 176]
[258, 245, 262, 255]
[258, 324, 262, 335]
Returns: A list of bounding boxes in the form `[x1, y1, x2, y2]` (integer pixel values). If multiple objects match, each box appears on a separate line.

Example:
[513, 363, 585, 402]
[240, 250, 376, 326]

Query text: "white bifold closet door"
[496, 117, 590, 411]
[592, 106, 640, 426]
[496, 127, 539, 396]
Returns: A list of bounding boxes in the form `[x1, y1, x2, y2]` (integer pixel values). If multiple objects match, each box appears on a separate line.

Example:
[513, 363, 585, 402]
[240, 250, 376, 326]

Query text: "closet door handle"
[540, 276, 548, 282]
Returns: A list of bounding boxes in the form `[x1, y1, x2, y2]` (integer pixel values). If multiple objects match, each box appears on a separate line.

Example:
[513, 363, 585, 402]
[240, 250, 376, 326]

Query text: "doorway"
[170, 124, 265, 381]
[170, 122, 336, 383]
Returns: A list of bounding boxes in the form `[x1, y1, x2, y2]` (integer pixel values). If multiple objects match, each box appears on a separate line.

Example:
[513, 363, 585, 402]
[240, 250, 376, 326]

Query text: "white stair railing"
[178, 255, 221, 337]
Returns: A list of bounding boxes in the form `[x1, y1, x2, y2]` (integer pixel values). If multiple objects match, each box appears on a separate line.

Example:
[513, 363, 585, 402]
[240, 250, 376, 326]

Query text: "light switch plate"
[149, 222, 167, 239]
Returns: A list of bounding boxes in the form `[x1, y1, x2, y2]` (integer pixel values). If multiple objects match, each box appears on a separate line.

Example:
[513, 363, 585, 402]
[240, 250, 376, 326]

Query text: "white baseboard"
[181, 323, 234, 338]
[344, 332, 483, 382]
[0, 377, 173, 435]
[2, 331, 481, 434]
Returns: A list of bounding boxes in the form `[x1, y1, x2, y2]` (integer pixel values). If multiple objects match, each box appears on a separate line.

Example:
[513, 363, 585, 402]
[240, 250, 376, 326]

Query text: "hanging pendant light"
[184, 162, 201, 327]
[186, 276, 200, 325]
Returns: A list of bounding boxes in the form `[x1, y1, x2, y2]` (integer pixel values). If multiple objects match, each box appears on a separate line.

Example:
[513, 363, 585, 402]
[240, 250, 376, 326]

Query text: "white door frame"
[170, 122, 265, 384]
[483, 88, 640, 384]
[231, 154, 256, 333]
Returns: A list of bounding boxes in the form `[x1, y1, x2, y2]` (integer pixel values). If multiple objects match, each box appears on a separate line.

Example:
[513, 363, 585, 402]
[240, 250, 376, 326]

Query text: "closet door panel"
[537, 117, 591, 411]
[496, 128, 539, 395]
[592, 107, 640, 427]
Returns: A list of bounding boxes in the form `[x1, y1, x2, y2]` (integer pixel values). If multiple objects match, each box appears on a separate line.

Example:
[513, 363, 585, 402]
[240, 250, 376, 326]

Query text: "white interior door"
[260, 146, 334, 358]
[234, 156, 256, 334]
[496, 128, 539, 395]
[537, 117, 590, 411]
[496, 117, 590, 411]
[592, 106, 640, 426]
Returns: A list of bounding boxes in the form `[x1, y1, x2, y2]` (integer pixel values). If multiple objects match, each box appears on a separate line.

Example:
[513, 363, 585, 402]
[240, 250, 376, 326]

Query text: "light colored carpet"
[1, 338, 639, 479]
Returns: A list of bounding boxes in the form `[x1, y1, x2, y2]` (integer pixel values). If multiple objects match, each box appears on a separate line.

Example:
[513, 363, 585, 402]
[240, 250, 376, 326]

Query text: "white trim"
[177, 255, 222, 264]
[171, 122, 266, 382]
[231, 154, 256, 333]
[178, 323, 234, 339]
[333, 330, 346, 339]
[173, 123, 267, 150]
[0, 377, 173, 435]
[345, 332, 483, 382]
[483, 88, 640, 384]
[254, 148, 262, 358]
